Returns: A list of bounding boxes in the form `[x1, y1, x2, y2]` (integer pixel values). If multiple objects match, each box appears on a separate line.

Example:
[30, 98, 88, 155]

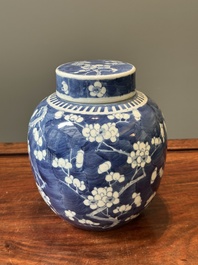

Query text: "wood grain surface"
[0, 143, 28, 155]
[0, 142, 198, 264]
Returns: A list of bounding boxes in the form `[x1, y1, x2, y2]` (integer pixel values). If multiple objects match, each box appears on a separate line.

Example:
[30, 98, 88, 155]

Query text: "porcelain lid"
[55, 60, 136, 103]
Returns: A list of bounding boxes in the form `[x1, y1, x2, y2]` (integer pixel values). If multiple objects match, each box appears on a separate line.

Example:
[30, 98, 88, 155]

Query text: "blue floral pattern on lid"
[57, 60, 134, 76]
[56, 60, 136, 103]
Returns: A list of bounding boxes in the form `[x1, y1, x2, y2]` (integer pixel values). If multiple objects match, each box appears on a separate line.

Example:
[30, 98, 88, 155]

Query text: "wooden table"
[0, 140, 198, 265]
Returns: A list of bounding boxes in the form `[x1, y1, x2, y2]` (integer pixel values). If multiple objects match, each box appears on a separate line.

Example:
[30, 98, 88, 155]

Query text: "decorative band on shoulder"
[47, 91, 148, 115]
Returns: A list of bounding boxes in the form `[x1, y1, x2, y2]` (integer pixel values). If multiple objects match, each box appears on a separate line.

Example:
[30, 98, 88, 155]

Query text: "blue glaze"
[28, 60, 167, 231]
[56, 60, 136, 101]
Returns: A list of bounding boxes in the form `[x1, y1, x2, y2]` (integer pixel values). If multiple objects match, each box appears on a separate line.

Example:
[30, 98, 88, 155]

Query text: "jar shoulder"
[28, 91, 167, 147]
[31, 90, 162, 115]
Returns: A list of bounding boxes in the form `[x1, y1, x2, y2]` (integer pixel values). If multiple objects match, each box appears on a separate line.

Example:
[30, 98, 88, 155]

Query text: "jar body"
[28, 90, 167, 231]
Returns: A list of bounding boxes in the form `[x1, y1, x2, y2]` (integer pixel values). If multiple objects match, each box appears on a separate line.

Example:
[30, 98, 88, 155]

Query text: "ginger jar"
[28, 60, 167, 231]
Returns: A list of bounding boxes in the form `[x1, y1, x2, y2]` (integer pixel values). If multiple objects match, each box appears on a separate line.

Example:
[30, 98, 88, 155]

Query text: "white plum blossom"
[37, 184, 51, 206]
[82, 122, 119, 143]
[72, 62, 118, 75]
[151, 167, 164, 184]
[113, 204, 132, 214]
[88, 81, 106, 98]
[150, 167, 158, 184]
[159, 167, 164, 178]
[64, 114, 84, 123]
[33, 128, 39, 140]
[163, 121, 167, 134]
[78, 63, 96, 71]
[105, 172, 125, 183]
[27, 140, 30, 154]
[160, 123, 165, 142]
[65, 175, 74, 184]
[80, 64, 115, 74]
[76, 150, 84, 168]
[34, 149, 47, 161]
[65, 210, 76, 221]
[78, 219, 100, 226]
[73, 178, 86, 191]
[132, 109, 141, 121]
[127, 141, 151, 168]
[83, 186, 120, 210]
[132, 192, 142, 207]
[54, 111, 64, 119]
[52, 157, 72, 169]
[33, 128, 43, 146]
[93, 64, 111, 70]
[105, 60, 123, 65]
[61, 81, 69, 94]
[98, 161, 111, 174]
[65, 175, 86, 191]
[151, 137, 162, 145]
[107, 113, 130, 121]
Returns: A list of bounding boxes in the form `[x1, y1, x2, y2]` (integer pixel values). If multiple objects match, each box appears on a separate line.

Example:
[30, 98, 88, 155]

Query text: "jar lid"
[55, 60, 136, 103]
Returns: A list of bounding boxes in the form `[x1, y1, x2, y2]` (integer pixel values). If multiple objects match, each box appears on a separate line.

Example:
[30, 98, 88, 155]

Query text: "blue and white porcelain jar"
[28, 60, 167, 231]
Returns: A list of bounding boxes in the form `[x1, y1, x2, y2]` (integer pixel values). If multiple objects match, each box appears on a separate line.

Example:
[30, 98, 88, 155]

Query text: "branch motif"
[29, 105, 166, 229]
